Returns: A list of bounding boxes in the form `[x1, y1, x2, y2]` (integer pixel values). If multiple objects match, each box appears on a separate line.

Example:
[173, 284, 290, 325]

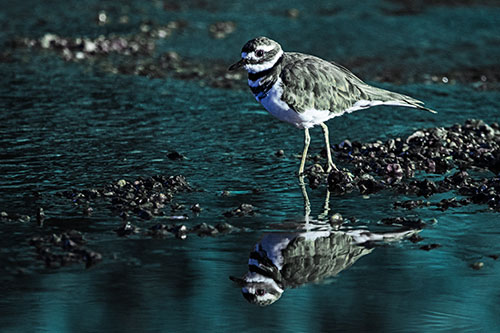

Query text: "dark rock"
[470, 262, 484, 270]
[419, 244, 442, 251]
[306, 164, 326, 189]
[327, 169, 355, 195]
[381, 217, 426, 229]
[191, 223, 219, 237]
[115, 222, 139, 236]
[167, 151, 184, 160]
[357, 174, 385, 194]
[223, 203, 255, 217]
[275, 149, 285, 157]
[215, 222, 237, 234]
[190, 203, 202, 213]
[409, 234, 424, 243]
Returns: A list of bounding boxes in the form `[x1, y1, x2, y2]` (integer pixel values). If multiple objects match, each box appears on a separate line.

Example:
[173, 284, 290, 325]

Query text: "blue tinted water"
[1, 0, 500, 332]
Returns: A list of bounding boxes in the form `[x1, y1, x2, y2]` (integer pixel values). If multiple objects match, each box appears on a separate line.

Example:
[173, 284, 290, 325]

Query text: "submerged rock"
[223, 203, 255, 218]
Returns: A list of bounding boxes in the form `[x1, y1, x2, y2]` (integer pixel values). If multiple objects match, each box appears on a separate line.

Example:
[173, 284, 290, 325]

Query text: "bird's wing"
[279, 53, 369, 114]
[280, 53, 436, 114]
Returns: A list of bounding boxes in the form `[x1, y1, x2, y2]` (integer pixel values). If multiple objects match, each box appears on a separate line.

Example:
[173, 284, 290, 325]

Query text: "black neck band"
[248, 55, 283, 81]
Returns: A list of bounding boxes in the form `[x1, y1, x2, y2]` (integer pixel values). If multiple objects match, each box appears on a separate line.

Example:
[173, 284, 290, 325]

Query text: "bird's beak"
[228, 58, 246, 71]
[229, 275, 247, 286]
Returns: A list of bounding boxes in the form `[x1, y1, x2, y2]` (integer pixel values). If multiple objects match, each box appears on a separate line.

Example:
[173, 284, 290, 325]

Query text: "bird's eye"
[255, 50, 264, 57]
[256, 289, 266, 296]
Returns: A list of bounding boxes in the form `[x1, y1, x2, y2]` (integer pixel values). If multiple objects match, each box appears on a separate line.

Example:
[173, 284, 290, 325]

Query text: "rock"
[215, 222, 237, 233]
[275, 149, 285, 157]
[470, 262, 484, 270]
[223, 203, 255, 217]
[191, 223, 219, 237]
[329, 213, 343, 229]
[167, 151, 184, 160]
[382, 217, 426, 229]
[209, 21, 236, 39]
[115, 222, 139, 236]
[419, 244, 441, 251]
[36, 208, 45, 226]
[190, 203, 202, 213]
[285, 8, 300, 18]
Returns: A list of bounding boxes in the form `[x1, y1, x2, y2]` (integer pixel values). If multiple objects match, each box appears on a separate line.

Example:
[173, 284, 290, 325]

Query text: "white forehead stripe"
[256, 44, 276, 52]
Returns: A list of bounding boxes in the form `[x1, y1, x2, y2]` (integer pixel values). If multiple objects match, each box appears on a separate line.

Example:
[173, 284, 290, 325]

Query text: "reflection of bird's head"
[230, 273, 283, 307]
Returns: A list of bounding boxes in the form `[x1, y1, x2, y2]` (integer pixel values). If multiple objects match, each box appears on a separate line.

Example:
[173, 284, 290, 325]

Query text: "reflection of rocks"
[30, 230, 102, 269]
[231, 225, 418, 306]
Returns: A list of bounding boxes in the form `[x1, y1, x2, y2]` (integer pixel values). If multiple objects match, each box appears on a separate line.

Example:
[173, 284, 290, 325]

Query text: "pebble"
[470, 262, 484, 270]
[223, 203, 255, 218]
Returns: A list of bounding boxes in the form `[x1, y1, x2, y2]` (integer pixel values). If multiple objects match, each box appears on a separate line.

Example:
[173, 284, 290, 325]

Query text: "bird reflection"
[230, 177, 419, 306]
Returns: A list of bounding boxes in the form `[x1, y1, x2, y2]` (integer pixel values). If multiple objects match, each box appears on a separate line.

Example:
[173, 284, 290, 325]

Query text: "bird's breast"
[252, 78, 305, 128]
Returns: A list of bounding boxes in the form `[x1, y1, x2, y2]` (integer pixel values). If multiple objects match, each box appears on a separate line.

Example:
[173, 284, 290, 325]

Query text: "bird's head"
[230, 272, 283, 307]
[228, 37, 283, 74]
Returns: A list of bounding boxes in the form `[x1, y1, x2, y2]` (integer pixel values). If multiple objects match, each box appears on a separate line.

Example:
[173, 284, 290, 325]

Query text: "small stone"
[98, 11, 108, 24]
[17, 215, 31, 223]
[171, 224, 188, 239]
[167, 151, 184, 160]
[223, 203, 255, 217]
[191, 223, 218, 237]
[37, 208, 45, 226]
[115, 222, 139, 237]
[275, 149, 285, 157]
[470, 262, 484, 270]
[117, 179, 127, 187]
[209, 21, 236, 39]
[419, 244, 441, 251]
[215, 222, 236, 233]
[329, 213, 343, 229]
[286, 8, 300, 18]
[190, 203, 202, 213]
[40, 33, 58, 48]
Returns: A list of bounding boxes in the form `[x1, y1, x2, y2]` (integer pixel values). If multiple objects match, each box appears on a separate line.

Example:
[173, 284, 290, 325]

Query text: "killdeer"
[229, 37, 436, 176]
[230, 226, 418, 306]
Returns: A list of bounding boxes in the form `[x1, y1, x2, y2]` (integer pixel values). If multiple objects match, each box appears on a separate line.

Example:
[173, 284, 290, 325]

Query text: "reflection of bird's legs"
[298, 128, 310, 176]
[299, 175, 311, 219]
[320, 123, 338, 173]
[318, 189, 331, 221]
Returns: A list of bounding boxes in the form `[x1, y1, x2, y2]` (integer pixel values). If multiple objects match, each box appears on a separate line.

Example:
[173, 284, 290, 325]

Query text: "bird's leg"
[318, 189, 331, 221]
[299, 175, 311, 220]
[320, 123, 338, 173]
[298, 128, 310, 176]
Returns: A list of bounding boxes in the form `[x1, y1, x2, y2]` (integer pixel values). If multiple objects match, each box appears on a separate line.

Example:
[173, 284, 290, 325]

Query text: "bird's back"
[279, 52, 434, 115]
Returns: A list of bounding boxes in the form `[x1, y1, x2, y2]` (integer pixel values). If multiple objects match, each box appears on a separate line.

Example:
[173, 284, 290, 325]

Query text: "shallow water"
[1, 0, 500, 332]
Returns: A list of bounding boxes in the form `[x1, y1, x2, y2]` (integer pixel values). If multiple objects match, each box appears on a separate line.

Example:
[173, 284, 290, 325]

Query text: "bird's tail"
[362, 84, 437, 114]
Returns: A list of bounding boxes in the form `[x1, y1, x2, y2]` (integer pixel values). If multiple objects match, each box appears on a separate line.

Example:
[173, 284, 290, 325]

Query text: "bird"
[230, 225, 418, 306]
[229, 36, 436, 176]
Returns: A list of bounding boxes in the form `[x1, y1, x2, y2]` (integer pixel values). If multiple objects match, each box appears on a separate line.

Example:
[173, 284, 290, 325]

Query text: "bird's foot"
[325, 162, 339, 173]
